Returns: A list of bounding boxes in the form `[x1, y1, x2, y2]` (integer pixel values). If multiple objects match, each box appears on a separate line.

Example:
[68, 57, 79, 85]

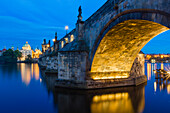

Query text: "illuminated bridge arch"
[90, 9, 170, 79]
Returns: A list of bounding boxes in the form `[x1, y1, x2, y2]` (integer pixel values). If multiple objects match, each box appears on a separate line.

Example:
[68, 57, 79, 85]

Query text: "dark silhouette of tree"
[25, 54, 33, 62]
[14, 50, 22, 60]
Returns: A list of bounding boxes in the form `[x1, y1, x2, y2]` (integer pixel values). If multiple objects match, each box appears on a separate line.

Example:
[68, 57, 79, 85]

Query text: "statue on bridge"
[78, 6, 82, 17]
[78, 6, 82, 21]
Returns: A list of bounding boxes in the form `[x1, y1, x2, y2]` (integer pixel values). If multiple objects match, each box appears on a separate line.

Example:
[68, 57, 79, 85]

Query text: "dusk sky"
[0, 0, 169, 54]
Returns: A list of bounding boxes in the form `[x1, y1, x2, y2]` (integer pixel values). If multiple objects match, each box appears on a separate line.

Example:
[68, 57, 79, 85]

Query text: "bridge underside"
[91, 19, 169, 80]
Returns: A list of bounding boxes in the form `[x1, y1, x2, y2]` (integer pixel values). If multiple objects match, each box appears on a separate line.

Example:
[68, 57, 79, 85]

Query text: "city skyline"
[0, 0, 170, 53]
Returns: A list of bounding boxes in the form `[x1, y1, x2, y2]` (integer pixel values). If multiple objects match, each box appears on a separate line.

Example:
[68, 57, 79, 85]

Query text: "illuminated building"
[151, 59, 156, 63]
[20, 41, 32, 61]
[33, 48, 42, 58]
[145, 54, 170, 63]
[53, 32, 59, 52]
[42, 39, 51, 53]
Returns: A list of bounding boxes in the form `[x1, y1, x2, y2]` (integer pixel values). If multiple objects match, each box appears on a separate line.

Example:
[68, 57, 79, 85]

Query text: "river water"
[0, 63, 169, 113]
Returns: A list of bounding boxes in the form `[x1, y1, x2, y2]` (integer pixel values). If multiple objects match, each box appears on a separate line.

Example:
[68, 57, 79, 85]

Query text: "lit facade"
[33, 49, 42, 58]
[145, 54, 170, 63]
[20, 42, 32, 61]
[42, 39, 51, 53]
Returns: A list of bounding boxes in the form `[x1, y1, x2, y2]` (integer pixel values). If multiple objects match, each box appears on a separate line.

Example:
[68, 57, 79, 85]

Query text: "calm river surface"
[0, 63, 169, 113]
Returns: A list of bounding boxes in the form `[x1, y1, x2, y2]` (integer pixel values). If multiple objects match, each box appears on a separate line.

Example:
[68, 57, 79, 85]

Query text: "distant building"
[41, 32, 60, 57]
[20, 42, 32, 61]
[42, 39, 51, 53]
[53, 32, 60, 52]
[11, 46, 14, 51]
[0, 50, 2, 56]
[33, 48, 42, 58]
[0, 48, 7, 56]
[145, 54, 170, 63]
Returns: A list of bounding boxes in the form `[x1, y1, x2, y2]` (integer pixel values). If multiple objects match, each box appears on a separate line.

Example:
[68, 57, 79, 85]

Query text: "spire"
[43, 39, 46, 44]
[77, 6, 82, 22]
[11, 45, 14, 51]
[55, 32, 57, 41]
[48, 40, 51, 46]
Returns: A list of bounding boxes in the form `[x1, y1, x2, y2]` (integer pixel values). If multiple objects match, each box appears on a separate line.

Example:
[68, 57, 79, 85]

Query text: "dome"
[2, 49, 6, 51]
[22, 42, 31, 50]
[23, 42, 30, 47]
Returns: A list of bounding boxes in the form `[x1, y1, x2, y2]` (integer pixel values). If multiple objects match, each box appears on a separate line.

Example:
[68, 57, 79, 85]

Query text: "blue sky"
[0, 0, 169, 53]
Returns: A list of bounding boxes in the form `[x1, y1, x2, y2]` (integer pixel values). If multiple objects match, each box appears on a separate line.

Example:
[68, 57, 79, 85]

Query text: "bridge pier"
[55, 50, 147, 89]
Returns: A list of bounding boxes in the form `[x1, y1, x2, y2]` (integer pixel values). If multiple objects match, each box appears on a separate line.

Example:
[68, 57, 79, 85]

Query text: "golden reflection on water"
[19, 63, 40, 85]
[147, 63, 151, 80]
[91, 93, 134, 113]
[161, 63, 164, 70]
[148, 63, 170, 95]
[147, 63, 158, 80]
[91, 88, 145, 113]
[167, 84, 170, 94]
[154, 82, 157, 92]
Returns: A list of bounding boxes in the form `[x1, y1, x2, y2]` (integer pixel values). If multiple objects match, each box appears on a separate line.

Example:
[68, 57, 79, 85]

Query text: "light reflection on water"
[91, 90, 145, 113]
[146, 63, 170, 95]
[0, 63, 170, 113]
[51, 84, 145, 113]
[19, 63, 40, 85]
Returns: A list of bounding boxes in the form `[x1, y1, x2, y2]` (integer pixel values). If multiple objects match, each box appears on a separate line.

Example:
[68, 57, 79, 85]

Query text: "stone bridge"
[42, 0, 170, 89]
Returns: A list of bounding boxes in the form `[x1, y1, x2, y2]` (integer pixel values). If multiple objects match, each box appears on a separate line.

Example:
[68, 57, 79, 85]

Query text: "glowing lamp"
[53, 39, 56, 42]
[167, 71, 170, 74]
[65, 26, 69, 30]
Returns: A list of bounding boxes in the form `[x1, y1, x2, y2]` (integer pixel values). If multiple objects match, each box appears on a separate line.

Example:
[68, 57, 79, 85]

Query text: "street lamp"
[53, 39, 56, 42]
[65, 26, 69, 35]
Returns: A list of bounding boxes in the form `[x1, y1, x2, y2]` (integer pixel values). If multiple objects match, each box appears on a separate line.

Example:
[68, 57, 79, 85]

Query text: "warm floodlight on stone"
[91, 20, 169, 80]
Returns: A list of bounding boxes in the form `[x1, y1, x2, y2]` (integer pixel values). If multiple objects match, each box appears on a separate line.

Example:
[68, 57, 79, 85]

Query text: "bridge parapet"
[58, 29, 76, 50]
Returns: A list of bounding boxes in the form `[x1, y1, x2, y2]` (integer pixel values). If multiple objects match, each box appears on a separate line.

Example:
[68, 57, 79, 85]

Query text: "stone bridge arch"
[89, 9, 170, 80]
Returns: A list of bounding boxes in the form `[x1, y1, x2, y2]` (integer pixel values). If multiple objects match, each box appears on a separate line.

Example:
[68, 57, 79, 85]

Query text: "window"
[70, 35, 74, 42]
[65, 38, 69, 43]
[61, 41, 64, 48]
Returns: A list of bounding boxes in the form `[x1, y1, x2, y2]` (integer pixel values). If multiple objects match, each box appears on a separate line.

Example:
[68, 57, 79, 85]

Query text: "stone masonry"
[39, 0, 170, 89]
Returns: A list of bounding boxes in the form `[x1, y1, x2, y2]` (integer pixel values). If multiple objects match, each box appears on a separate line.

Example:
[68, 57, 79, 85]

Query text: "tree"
[2, 49, 17, 63]
[3, 49, 15, 57]
[25, 54, 33, 62]
[14, 50, 22, 60]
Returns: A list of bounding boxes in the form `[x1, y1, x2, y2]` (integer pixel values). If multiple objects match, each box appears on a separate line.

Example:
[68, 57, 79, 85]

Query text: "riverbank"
[17, 61, 38, 63]
[0, 56, 17, 64]
[0, 56, 38, 64]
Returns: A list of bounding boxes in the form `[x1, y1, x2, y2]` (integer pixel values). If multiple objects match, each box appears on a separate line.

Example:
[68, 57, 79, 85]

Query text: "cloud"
[0, 15, 66, 38]
[1, 0, 169, 54]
